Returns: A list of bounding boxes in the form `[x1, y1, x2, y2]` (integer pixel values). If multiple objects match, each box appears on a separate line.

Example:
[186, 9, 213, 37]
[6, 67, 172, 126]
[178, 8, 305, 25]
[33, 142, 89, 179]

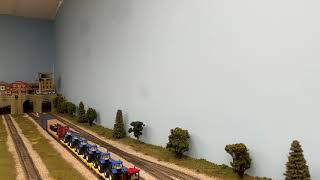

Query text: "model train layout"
[30, 113, 140, 180]
[3, 115, 42, 180]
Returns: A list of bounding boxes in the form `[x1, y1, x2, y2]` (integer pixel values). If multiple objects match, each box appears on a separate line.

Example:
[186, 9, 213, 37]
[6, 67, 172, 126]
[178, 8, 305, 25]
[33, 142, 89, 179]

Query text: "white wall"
[0, 16, 55, 82]
[55, 1, 320, 179]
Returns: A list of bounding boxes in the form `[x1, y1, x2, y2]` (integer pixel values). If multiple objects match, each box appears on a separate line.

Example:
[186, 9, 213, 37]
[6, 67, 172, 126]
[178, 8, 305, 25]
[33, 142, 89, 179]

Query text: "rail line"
[47, 113, 199, 180]
[3, 114, 42, 180]
[27, 113, 102, 180]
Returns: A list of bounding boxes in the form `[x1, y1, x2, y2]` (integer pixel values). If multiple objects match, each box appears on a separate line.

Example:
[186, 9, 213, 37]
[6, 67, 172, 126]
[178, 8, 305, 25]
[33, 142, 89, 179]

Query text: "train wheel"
[111, 174, 118, 180]
[123, 172, 129, 180]
[98, 164, 103, 173]
[86, 156, 91, 162]
[104, 171, 110, 178]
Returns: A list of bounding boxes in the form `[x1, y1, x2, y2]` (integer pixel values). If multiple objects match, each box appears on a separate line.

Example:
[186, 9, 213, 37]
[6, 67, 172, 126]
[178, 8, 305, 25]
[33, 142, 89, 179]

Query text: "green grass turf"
[14, 115, 86, 180]
[55, 113, 271, 180]
[0, 116, 17, 180]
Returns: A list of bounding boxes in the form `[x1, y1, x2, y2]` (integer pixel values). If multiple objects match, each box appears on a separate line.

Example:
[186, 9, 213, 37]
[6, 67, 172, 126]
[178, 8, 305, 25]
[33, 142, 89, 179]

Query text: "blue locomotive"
[83, 143, 100, 162]
[94, 152, 112, 172]
[75, 138, 88, 155]
[63, 130, 73, 144]
[55, 127, 140, 179]
[70, 134, 80, 148]
[107, 159, 128, 180]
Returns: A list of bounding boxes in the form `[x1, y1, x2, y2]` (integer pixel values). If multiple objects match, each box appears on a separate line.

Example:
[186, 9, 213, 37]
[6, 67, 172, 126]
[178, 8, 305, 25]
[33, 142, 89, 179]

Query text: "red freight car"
[47, 119, 70, 140]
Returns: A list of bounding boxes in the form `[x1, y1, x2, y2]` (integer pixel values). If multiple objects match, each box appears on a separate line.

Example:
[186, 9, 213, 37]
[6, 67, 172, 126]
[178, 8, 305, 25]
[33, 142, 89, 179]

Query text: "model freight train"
[35, 113, 140, 180]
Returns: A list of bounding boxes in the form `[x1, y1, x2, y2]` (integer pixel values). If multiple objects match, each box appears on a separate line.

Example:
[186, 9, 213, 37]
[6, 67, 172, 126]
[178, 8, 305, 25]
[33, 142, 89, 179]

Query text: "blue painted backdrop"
[3, 1, 319, 178]
[54, 1, 320, 179]
[0, 16, 55, 83]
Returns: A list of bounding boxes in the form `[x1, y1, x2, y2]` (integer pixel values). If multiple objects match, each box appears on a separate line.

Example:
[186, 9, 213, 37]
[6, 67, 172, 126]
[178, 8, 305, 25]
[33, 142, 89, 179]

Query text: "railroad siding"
[34, 113, 142, 179]
[13, 115, 87, 180]
[51, 114, 198, 180]
[26, 115, 99, 180]
[0, 116, 17, 180]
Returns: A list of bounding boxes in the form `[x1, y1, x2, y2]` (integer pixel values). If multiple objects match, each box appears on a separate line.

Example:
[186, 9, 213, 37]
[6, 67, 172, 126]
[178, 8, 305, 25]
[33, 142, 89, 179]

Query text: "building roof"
[0, 81, 10, 86]
[12, 81, 28, 84]
[39, 72, 54, 79]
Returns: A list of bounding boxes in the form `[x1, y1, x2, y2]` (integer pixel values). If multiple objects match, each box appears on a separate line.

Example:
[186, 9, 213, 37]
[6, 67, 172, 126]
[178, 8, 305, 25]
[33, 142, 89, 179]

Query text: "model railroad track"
[3, 115, 42, 180]
[27, 113, 102, 180]
[48, 113, 199, 180]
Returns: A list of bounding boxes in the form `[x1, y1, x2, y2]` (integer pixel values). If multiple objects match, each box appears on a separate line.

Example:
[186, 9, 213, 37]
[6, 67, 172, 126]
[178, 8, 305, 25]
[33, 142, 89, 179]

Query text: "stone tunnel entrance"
[0, 105, 11, 114]
[0, 95, 56, 114]
[42, 100, 51, 112]
[23, 100, 34, 113]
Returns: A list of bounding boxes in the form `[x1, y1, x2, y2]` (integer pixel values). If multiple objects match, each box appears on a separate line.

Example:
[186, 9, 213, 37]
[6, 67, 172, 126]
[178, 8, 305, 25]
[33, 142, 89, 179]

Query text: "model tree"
[78, 101, 87, 123]
[67, 102, 76, 116]
[284, 140, 311, 180]
[60, 101, 68, 113]
[166, 127, 190, 158]
[57, 100, 64, 113]
[128, 121, 145, 141]
[87, 108, 97, 126]
[112, 110, 126, 139]
[225, 143, 251, 179]
[53, 94, 64, 110]
[53, 95, 64, 112]
[53, 96, 58, 109]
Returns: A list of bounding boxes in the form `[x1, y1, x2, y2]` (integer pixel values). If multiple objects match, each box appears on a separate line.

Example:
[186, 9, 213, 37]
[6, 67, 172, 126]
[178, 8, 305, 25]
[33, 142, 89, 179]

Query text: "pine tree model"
[284, 140, 311, 180]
